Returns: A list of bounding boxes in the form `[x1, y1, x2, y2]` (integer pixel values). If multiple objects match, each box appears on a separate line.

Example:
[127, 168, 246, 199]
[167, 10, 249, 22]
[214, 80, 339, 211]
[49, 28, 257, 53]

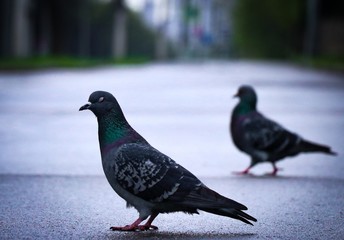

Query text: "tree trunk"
[112, 1, 127, 59]
[12, 0, 31, 57]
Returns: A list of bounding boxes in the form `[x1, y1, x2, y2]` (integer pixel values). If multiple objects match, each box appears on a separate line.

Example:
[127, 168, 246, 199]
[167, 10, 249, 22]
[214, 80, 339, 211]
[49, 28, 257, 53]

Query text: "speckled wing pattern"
[242, 115, 300, 156]
[112, 143, 201, 203]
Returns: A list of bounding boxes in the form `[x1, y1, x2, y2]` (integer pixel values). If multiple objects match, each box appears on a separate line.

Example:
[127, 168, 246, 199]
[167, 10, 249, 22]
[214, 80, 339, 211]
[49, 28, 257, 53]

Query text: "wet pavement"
[0, 61, 344, 239]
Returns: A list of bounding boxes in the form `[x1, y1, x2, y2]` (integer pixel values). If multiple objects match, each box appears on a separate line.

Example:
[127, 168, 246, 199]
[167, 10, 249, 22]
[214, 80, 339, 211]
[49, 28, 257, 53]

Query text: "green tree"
[232, 0, 305, 58]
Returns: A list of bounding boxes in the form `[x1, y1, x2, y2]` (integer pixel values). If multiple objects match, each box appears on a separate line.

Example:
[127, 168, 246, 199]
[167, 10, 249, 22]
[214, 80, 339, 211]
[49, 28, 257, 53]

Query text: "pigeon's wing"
[242, 114, 300, 158]
[112, 143, 246, 210]
[112, 143, 202, 203]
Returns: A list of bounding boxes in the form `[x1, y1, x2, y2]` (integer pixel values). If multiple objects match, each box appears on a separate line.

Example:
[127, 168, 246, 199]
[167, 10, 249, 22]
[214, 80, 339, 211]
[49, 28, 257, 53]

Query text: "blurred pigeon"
[80, 91, 257, 231]
[230, 85, 337, 175]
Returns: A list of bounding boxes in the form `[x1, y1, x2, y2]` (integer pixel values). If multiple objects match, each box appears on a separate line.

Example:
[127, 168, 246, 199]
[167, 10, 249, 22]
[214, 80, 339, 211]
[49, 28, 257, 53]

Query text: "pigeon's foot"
[232, 167, 251, 175]
[264, 166, 282, 176]
[110, 214, 159, 232]
[137, 225, 158, 231]
[110, 225, 135, 231]
[110, 225, 158, 232]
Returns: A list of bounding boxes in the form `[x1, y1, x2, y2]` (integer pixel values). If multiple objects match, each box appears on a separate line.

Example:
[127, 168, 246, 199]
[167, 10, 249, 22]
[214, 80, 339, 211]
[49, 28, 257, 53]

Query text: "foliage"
[232, 0, 306, 58]
[126, 11, 157, 60]
[0, 56, 149, 70]
[294, 55, 344, 72]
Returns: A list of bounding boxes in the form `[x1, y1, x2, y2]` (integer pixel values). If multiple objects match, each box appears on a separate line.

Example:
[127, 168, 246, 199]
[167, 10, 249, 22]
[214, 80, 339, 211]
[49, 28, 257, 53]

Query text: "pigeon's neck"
[233, 100, 256, 116]
[97, 112, 138, 149]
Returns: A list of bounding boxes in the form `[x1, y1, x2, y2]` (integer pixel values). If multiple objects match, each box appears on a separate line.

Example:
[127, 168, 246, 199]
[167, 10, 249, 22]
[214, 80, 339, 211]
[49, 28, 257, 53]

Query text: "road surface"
[0, 61, 343, 239]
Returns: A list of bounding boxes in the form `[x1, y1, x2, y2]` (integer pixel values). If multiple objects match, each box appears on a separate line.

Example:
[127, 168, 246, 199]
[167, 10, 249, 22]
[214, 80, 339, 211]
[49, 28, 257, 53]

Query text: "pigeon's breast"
[231, 115, 250, 150]
[101, 150, 154, 214]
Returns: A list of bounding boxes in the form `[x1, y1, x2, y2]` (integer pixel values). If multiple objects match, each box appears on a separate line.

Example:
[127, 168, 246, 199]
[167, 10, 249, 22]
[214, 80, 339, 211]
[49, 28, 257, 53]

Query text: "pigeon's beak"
[233, 92, 239, 98]
[79, 103, 91, 111]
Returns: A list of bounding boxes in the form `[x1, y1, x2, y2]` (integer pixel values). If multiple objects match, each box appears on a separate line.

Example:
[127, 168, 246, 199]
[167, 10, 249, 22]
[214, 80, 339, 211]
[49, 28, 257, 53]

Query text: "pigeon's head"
[234, 85, 257, 107]
[79, 91, 122, 117]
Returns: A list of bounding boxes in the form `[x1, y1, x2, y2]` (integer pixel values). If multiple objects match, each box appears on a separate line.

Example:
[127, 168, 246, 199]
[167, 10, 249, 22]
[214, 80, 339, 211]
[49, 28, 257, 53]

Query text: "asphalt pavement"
[0, 61, 343, 239]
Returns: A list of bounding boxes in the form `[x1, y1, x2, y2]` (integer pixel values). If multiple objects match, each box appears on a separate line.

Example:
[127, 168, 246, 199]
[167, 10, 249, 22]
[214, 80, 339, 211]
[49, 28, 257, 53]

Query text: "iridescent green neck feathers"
[98, 111, 130, 147]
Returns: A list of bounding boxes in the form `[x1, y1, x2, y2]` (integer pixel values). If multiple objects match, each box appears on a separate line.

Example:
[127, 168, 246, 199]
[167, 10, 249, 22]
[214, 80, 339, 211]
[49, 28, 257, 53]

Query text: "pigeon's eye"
[98, 97, 104, 103]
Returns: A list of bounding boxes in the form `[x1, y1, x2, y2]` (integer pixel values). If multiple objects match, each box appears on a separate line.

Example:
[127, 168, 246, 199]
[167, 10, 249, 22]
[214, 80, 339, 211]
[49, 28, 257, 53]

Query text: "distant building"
[139, 0, 236, 58]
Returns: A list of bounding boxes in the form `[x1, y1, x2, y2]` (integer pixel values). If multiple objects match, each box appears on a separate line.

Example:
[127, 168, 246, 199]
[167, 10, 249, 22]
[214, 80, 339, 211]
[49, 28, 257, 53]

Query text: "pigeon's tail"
[185, 186, 257, 225]
[300, 139, 337, 156]
[201, 207, 257, 226]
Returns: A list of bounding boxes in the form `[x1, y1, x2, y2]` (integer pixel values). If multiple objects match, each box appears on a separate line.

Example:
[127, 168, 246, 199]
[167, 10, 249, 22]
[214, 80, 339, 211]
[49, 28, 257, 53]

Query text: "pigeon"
[79, 91, 257, 231]
[230, 85, 337, 176]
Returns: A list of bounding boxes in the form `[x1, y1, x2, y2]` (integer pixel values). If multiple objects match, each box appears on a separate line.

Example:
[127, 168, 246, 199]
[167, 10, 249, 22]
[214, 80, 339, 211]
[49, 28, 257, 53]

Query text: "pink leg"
[265, 163, 282, 176]
[232, 166, 251, 175]
[138, 213, 159, 231]
[110, 213, 159, 232]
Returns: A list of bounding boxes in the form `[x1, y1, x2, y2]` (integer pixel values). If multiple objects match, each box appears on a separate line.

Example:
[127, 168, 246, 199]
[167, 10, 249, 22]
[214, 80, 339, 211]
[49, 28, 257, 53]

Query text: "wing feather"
[113, 143, 201, 203]
[242, 114, 300, 156]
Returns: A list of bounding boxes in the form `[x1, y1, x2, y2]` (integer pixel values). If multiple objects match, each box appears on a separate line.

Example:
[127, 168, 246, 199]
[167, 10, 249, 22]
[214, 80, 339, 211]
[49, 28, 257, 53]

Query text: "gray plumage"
[80, 91, 257, 231]
[230, 85, 337, 175]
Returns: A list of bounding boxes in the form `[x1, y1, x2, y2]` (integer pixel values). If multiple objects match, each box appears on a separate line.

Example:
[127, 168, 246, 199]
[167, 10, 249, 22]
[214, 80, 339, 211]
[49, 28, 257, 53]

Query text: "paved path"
[0, 61, 343, 239]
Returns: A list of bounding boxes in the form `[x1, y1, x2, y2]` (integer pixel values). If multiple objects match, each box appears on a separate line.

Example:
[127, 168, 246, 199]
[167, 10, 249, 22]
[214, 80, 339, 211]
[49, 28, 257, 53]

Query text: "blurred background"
[0, 0, 343, 69]
[0, 0, 343, 177]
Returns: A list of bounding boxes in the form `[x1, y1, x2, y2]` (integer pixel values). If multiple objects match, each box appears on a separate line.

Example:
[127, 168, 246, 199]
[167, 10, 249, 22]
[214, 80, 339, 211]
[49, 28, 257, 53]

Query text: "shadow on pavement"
[100, 230, 257, 240]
